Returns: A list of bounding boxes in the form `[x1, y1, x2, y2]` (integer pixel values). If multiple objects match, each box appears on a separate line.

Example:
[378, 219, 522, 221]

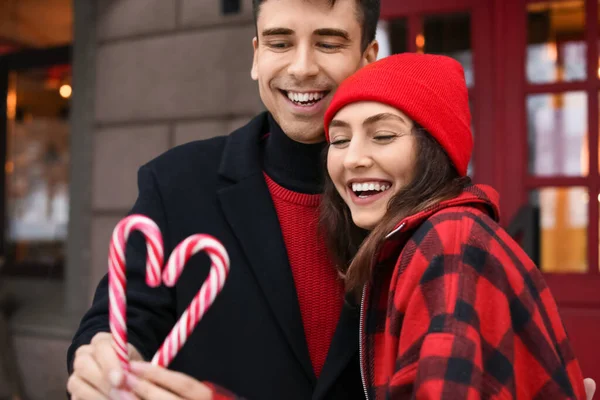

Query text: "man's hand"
[125, 361, 213, 400]
[67, 332, 143, 400]
[585, 378, 596, 400]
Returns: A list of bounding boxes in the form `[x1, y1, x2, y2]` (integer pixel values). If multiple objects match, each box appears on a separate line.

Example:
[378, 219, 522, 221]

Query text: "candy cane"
[108, 215, 163, 370]
[151, 234, 230, 367]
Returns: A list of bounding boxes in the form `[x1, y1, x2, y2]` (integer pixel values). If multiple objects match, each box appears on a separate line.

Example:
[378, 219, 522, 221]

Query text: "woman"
[87, 53, 596, 400]
[321, 53, 588, 399]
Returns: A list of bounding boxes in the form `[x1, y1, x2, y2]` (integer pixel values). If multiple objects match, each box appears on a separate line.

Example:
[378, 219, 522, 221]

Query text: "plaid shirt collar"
[377, 184, 500, 263]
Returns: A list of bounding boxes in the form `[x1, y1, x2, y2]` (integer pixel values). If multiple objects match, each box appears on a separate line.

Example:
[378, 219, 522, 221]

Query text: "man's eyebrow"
[314, 28, 350, 40]
[261, 27, 294, 37]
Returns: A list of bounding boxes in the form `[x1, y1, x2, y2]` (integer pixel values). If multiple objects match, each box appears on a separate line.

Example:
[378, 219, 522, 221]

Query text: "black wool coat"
[67, 112, 364, 400]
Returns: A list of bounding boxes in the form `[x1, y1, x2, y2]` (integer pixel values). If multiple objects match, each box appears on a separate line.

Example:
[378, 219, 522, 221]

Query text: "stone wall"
[89, 0, 263, 295]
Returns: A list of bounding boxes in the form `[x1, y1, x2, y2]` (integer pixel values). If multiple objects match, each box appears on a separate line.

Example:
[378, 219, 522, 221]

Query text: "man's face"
[251, 0, 378, 144]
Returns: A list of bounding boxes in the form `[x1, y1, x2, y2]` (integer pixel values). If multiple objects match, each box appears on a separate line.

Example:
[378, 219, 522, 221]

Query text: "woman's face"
[327, 101, 418, 230]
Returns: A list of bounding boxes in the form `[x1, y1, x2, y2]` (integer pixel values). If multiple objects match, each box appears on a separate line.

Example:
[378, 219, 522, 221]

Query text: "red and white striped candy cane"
[151, 234, 230, 367]
[109, 214, 164, 370]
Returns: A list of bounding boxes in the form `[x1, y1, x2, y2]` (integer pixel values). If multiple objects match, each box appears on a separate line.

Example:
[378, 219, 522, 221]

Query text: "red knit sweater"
[264, 173, 345, 378]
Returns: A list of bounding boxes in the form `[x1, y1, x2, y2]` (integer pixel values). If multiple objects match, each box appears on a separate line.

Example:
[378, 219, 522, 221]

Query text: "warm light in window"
[6, 90, 16, 120]
[6, 90, 17, 120]
[416, 34, 425, 49]
[5, 161, 13, 174]
[546, 42, 557, 62]
[581, 191, 590, 204]
[59, 84, 72, 98]
[7, 73, 16, 120]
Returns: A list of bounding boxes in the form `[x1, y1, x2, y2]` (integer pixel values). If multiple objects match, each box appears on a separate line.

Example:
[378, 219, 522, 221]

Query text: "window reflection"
[527, 91, 587, 176]
[5, 66, 70, 276]
[530, 187, 588, 273]
[527, 1, 586, 84]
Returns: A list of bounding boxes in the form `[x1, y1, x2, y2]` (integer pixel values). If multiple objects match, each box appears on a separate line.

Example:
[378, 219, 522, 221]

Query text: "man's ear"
[362, 40, 379, 66]
[251, 37, 259, 80]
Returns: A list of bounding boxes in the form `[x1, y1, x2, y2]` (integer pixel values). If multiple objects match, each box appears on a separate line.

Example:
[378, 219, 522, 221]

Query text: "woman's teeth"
[351, 182, 391, 198]
[351, 182, 391, 193]
[286, 91, 326, 106]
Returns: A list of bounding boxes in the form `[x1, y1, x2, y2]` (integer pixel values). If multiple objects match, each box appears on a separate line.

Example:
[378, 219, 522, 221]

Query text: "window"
[1, 49, 71, 279]
[376, 19, 408, 59]
[221, 0, 241, 15]
[527, 1, 586, 84]
[524, 1, 600, 273]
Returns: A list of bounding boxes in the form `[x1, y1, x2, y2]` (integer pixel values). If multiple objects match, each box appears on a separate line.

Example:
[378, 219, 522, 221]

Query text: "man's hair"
[252, 0, 380, 52]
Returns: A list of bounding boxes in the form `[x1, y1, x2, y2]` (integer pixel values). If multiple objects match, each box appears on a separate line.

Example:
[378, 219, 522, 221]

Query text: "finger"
[130, 361, 212, 399]
[108, 389, 140, 400]
[90, 332, 112, 344]
[585, 378, 596, 400]
[75, 344, 93, 358]
[73, 353, 112, 396]
[125, 372, 181, 400]
[92, 334, 125, 388]
[67, 374, 109, 400]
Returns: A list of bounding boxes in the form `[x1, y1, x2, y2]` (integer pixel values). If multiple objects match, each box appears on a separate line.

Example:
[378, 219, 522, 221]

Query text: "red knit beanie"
[324, 53, 473, 176]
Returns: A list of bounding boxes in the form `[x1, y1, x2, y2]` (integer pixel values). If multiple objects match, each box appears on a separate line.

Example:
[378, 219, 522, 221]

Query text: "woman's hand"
[119, 361, 213, 400]
[585, 378, 596, 400]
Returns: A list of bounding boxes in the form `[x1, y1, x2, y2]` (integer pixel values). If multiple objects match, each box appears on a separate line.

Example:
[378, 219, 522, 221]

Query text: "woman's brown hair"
[319, 124, 471, 295]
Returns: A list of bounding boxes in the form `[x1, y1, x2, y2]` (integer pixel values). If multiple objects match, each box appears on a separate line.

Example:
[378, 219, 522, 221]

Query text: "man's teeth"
[287, 91, 325, 103]
[351, 182, 391, 192]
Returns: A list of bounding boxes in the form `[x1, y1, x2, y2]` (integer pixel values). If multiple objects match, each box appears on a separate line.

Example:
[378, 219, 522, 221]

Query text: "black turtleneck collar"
[261, 114, 326, 194]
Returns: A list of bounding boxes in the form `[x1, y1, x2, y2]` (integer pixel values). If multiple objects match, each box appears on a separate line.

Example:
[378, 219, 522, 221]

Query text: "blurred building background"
[0, 0, 598, 398]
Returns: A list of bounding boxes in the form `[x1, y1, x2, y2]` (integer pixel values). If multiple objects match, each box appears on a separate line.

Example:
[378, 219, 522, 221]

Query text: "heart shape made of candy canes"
[108, 214, 230, 370]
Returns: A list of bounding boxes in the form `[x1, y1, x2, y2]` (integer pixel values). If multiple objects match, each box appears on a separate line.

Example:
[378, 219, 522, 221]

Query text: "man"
[67, 0, 379, 399]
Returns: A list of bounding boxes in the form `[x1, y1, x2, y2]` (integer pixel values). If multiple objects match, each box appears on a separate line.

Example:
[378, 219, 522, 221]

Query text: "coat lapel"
[217, 113, 315, 384]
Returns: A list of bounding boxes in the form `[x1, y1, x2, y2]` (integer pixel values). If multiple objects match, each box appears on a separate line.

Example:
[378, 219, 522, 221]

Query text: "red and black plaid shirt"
[361, 184, 586, 399]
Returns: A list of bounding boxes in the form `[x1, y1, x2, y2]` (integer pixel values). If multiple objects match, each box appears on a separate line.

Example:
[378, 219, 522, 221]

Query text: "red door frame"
[382, 0, 600, 377]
